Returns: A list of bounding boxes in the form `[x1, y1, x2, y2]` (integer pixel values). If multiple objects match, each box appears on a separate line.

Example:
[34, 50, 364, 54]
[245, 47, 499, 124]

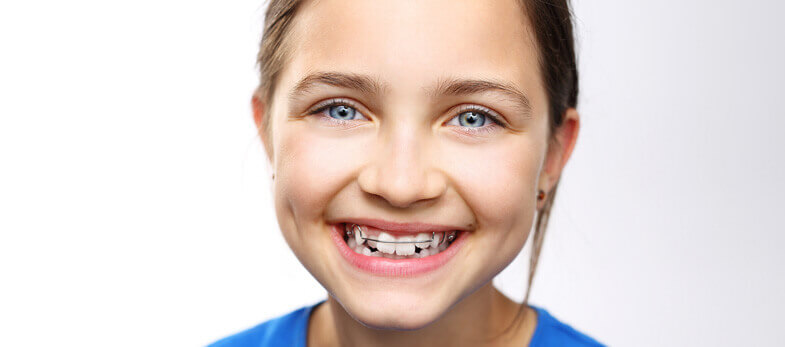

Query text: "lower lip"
[329, 223, 468, 277]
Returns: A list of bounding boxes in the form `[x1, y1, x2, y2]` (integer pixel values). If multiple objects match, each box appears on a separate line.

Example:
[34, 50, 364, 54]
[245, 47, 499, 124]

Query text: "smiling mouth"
[340, 223, 460, 259]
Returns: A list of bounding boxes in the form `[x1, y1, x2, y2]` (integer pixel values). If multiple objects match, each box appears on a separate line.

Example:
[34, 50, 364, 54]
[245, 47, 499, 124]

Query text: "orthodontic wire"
[348, 224, 452, 245]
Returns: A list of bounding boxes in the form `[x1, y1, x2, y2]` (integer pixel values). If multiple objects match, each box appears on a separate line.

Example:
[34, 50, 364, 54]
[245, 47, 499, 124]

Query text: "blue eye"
[308, 100, 504, 134]
[446, 107, 503, 131]
[457, 111, 487, 127]
[328, 105, 359, 120]
[307, 99, 369, 125]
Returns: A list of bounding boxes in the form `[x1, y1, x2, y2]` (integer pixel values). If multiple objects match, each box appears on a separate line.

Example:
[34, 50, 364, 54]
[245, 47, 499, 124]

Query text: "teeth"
[430, 233, 441, 249]
[381, 252, 397, 259]
[354, 226, 365, 245]
[415, 233, 431, 248]
[395, 237, 415, 255]
[376, 232, 396, 254]
[343, 223, 460, 259]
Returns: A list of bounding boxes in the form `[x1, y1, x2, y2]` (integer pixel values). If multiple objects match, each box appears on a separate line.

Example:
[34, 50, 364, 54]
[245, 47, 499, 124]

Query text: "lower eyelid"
[314, 110, 369, 128]
[457, 123, 499, 133]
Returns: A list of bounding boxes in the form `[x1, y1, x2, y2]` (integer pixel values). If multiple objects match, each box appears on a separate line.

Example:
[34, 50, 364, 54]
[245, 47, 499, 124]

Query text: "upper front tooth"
[395, 237, 415, 255]
[376, 232, 396, 254]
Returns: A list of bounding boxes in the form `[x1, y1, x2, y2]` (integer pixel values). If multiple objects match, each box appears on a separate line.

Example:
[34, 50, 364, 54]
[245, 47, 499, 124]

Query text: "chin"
[342, 299, 446, 331]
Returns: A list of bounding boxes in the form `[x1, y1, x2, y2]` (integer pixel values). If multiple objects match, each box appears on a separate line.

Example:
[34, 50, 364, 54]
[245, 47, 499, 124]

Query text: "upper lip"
[337, 218, 471, 233]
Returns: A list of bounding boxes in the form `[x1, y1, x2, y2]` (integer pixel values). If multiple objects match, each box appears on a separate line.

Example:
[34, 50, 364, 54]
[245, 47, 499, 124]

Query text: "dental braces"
[345, 224, 455, 245]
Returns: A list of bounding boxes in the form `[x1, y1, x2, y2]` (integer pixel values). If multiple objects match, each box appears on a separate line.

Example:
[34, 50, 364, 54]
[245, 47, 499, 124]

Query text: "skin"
[253, 0, 579, 346]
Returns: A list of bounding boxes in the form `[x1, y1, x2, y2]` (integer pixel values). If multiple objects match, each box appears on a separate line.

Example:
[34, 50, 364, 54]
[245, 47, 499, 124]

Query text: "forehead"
[281, 0, 544, 110]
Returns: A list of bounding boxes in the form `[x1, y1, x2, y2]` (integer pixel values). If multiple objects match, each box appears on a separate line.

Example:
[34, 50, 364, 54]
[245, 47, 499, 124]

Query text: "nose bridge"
[359, 118, 445, 208]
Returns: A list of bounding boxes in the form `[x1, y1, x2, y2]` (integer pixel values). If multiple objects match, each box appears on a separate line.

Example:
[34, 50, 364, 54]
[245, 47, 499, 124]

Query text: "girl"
[211, 0, 603, 345]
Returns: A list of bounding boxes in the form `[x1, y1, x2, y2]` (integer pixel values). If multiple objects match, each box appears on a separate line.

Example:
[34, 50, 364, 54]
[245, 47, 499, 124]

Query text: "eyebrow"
[429, 77, 532, 119]
[288, 71, 532, 119]
[288, 71, 387, 102]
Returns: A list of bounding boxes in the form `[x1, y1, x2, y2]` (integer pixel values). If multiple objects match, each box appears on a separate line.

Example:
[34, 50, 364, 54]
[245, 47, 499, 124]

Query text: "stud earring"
[537, 189, 545, 201]
[271, 173, 275, 180]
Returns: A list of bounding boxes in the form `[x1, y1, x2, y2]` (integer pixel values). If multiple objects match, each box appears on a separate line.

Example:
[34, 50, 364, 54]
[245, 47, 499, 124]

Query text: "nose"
[357, 123, 447, 209]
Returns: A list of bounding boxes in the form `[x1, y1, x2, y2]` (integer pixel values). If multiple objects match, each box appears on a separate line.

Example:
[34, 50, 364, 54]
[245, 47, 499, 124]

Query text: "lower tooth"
[349, 236, 449, 258]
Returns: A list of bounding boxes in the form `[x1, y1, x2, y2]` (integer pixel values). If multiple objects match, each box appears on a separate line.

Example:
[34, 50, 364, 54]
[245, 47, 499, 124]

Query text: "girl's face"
[259, 0, 557, 329]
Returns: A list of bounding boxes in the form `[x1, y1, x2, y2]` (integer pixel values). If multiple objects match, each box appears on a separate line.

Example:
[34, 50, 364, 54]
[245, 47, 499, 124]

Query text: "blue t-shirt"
[208, 301, 605, 346]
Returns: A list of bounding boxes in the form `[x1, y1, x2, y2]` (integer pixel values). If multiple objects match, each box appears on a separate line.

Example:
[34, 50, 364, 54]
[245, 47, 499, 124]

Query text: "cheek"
[445, 137, 543, 230]
[444, 137, 544, 284]
[275, 130, 329, 223]
[273, 124, 366, 228]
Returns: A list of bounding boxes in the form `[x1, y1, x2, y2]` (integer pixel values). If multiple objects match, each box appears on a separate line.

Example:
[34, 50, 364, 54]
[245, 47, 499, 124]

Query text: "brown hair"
[254, 0, 578, 336]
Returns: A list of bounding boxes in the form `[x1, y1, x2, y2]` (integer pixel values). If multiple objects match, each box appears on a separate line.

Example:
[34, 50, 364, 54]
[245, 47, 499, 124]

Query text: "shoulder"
[206, 302, 322, 347]
[529, 305, 606, 347]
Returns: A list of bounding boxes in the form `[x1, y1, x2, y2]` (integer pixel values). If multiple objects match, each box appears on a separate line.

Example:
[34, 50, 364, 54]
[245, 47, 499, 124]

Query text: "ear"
[252, 94, 275, 165]
[537, 108, 580, 209]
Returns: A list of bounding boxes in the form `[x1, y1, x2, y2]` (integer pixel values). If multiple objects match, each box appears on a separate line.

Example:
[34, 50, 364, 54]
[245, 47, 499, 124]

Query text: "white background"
[1, 1, 783, 346]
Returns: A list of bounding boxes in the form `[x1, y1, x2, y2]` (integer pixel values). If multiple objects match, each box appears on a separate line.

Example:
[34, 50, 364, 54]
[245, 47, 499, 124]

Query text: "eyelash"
[306, 99, 506, 134]
[306, 98, 365, 127]
[449, 104, 506, 135]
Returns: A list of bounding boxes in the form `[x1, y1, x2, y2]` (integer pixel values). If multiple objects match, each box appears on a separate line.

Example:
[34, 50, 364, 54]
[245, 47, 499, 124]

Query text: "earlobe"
[538, 108, 580, 195]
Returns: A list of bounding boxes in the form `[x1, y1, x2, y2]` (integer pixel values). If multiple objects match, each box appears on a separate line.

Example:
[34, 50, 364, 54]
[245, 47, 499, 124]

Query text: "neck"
[308, 283, 537, 347]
